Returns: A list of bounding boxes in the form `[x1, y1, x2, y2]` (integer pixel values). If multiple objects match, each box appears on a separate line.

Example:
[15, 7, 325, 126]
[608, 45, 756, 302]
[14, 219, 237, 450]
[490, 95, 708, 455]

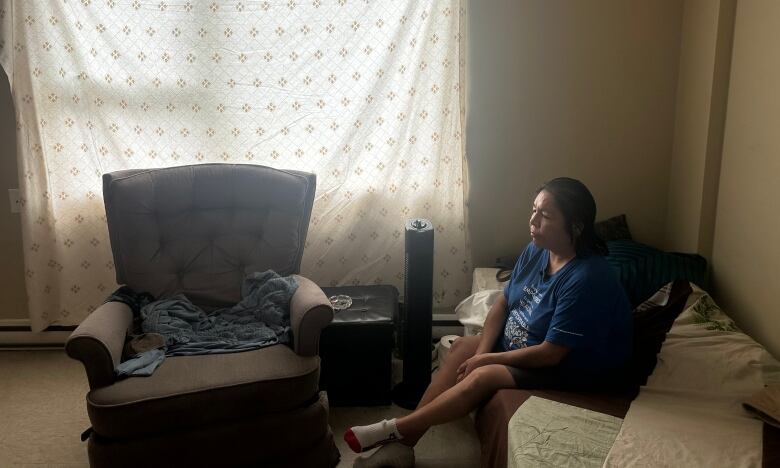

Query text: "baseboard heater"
[0, 320, 74, 347]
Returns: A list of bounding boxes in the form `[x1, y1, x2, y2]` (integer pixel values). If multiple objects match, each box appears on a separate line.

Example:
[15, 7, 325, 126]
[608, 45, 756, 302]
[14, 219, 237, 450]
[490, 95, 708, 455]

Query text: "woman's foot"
[353, 443, 415, 468]
[344, 419, 403, 453]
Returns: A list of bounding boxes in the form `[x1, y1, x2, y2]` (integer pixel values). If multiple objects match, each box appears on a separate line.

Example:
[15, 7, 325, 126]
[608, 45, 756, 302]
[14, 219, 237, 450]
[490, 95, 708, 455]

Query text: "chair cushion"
[87, 344, 320, 439]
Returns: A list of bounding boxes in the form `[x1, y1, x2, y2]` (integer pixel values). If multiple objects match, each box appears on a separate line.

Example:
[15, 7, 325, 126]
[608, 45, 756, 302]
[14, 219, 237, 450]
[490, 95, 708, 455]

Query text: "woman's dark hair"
[537, 177, 608, 256]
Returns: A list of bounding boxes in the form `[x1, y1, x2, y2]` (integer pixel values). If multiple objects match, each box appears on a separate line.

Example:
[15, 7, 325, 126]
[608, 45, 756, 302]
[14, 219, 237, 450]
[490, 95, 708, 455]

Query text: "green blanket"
[508, 397, 623, 468]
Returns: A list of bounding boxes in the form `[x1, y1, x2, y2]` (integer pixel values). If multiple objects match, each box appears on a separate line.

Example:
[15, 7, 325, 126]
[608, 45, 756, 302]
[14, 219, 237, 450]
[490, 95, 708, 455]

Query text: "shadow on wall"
[0, 67, 30, 321]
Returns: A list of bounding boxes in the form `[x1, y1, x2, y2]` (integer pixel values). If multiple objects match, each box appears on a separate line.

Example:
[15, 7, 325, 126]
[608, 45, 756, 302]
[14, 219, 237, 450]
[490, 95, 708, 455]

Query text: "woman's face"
[529, 190, 573, 253]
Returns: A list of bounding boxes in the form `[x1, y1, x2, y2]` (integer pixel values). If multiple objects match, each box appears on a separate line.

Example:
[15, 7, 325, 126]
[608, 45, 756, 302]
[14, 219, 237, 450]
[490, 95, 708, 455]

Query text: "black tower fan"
[392, 218, 434, 409]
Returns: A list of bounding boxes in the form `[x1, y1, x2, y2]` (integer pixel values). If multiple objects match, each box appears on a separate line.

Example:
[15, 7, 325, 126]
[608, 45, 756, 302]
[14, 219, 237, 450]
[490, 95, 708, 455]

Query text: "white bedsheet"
[604, 285, 780, 467]
[508, 397, 623, 468]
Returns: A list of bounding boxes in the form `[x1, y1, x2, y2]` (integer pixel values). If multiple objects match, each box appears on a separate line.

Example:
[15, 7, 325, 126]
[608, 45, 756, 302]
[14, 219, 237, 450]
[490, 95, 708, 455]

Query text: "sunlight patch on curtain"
[0, 0, 469, 330]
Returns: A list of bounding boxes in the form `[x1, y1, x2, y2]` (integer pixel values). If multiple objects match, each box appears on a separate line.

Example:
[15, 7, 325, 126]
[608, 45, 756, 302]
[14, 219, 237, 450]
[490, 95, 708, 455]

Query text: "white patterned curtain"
[0, 0, 470, 331]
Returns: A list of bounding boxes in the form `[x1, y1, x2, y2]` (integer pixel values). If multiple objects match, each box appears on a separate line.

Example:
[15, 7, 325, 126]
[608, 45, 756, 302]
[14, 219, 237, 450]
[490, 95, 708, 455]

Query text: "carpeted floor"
[0, 350, 480, 467]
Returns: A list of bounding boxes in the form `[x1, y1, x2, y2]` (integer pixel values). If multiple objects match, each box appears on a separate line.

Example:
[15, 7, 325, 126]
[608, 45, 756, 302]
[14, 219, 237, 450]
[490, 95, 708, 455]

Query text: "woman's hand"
[456, 352, 500, 383]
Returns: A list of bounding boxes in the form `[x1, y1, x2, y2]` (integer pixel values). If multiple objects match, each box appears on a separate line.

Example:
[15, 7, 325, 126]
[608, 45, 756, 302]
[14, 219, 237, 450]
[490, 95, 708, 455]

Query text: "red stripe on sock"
[344, 428, 363, 453]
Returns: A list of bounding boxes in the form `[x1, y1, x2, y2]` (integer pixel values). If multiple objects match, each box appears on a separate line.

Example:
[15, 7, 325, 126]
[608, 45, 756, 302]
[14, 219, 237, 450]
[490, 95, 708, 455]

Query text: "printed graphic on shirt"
[504, 307, 529, 349]
[519, 284, 542, 314]
[503, 284, 542, 350]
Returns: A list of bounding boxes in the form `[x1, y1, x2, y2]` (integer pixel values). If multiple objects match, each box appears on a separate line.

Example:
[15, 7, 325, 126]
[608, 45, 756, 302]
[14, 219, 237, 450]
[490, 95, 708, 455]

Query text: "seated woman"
[344, 177, 633, 467]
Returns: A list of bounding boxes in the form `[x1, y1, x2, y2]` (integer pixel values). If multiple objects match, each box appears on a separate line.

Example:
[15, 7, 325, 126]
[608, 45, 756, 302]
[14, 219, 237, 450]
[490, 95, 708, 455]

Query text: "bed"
[462, 246, 780, 467]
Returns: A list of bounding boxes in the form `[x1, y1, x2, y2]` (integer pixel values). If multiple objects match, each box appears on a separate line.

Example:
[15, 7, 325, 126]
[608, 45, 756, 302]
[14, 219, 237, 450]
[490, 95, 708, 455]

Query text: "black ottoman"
[319, 285, 397, 406]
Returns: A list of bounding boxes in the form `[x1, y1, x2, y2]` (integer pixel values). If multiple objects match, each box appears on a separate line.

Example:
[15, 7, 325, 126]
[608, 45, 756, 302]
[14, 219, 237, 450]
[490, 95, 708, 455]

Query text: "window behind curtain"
[0, 0, 470, 330]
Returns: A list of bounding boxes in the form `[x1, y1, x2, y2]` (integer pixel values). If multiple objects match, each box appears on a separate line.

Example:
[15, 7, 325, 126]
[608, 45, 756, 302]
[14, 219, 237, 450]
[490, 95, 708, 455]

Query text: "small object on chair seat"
[115, 348, 165, 377]
[125, 333, 166, 356]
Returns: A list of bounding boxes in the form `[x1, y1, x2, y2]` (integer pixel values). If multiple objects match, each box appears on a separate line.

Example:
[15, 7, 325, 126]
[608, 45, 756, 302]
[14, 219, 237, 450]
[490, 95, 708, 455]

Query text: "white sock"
[344, 418, 403, 453]
[353, 443, 415, 468]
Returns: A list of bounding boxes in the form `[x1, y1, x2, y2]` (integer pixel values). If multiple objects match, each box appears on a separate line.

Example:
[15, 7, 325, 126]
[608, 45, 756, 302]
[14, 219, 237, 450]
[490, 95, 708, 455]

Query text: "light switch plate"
[8, 188, 20, 213]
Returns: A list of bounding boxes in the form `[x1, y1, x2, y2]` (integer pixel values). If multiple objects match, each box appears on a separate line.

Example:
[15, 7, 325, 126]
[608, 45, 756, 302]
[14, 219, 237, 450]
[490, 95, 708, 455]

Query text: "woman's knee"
[460, 365, 513, 397]
[440, 336, 478, 371]
[449, 335, 480, 358]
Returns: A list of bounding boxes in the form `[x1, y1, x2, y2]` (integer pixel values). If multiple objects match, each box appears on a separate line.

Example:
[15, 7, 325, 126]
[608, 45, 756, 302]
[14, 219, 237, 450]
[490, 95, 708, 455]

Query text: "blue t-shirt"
[501, 242, 632, 372]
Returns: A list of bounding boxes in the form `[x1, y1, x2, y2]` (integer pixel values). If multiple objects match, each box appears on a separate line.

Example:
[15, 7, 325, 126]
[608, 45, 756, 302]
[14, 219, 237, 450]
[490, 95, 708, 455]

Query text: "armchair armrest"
[290, 275, 334, 357]
[65, 301, 133, 389]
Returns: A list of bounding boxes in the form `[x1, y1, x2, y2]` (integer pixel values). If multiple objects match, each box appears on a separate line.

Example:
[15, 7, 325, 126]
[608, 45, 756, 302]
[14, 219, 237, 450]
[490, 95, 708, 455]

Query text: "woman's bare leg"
[397, 364, 516, 445]
[415, 335, 482, 409]
[343, 335, 498, 454]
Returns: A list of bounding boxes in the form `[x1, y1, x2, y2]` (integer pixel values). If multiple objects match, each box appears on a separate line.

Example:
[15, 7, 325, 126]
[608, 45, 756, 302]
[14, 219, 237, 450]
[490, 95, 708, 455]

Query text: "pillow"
[606, 239, 708, 306]
[454, 289, 503, 336]
[629, 280, 693, 386]
[594, 214, 632, 241]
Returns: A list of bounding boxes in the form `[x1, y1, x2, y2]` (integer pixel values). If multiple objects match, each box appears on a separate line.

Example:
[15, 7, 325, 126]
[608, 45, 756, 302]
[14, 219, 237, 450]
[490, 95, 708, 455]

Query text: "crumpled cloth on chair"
[141, 270, 298, 356]
[125, 332, 166, 356]
[114, 333, 168, 378]
[115, 348, 166, 378]
[109, 270, 298, 378]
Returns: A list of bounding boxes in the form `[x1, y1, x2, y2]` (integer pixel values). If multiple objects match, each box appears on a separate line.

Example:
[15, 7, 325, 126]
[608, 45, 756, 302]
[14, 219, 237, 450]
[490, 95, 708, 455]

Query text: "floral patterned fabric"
[0, 0, 470, 331]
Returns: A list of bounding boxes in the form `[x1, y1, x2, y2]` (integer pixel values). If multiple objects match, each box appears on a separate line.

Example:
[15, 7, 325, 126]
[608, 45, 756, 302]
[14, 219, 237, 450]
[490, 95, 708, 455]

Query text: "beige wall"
[664, 0, 735, 257]
[0, 67, 29, 320]
[664, 1, 719, 253]
[711, 0, 780, 358]
[466, 0, 683, 268]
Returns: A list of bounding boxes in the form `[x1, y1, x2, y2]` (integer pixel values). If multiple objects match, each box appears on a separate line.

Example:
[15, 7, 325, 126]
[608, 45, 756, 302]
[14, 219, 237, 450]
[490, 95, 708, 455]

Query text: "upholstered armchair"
[66, 164, 339, 467]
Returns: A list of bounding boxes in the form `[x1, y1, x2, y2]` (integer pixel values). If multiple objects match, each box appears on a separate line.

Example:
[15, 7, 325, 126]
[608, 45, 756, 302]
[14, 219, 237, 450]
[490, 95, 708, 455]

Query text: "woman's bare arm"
[493, 341, 569, 368]
[474, 293, 509, 355]
[457, 341, 570, 380]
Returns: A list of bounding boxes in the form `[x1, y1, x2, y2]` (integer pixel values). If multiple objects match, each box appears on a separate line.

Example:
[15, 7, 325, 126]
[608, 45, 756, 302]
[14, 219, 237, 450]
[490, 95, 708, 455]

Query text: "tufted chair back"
[103, 164, 316, 309]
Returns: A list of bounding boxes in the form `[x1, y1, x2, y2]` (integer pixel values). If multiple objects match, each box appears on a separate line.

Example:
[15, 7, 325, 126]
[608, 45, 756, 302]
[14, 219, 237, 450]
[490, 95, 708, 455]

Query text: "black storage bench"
[319, 285, 398, 406]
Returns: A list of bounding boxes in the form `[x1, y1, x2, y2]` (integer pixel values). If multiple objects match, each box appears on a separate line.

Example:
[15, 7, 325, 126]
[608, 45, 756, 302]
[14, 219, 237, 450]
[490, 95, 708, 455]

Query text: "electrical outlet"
[8, 188, 20, 214]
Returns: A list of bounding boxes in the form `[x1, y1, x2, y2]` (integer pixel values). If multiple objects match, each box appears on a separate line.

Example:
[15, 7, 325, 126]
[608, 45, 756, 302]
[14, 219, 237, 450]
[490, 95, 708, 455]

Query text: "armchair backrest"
[103, 164, 316, 309]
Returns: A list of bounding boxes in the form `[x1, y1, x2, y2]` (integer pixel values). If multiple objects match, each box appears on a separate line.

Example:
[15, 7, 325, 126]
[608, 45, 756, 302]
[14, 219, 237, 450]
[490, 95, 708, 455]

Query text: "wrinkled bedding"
[604, 284, 780, 467]
[467, 274, 780, 467]
[508, 396, 623, 468]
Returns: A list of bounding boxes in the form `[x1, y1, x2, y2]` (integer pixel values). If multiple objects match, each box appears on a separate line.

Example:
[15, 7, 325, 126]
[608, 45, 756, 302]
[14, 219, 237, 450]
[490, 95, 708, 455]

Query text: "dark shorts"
[493, 341, 629, 392]
[503, 365, 628, 392]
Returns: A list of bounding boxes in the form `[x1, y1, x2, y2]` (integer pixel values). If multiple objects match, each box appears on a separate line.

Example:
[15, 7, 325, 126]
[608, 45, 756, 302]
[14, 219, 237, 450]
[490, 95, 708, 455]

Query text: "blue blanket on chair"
[141, 270, 298, 356]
